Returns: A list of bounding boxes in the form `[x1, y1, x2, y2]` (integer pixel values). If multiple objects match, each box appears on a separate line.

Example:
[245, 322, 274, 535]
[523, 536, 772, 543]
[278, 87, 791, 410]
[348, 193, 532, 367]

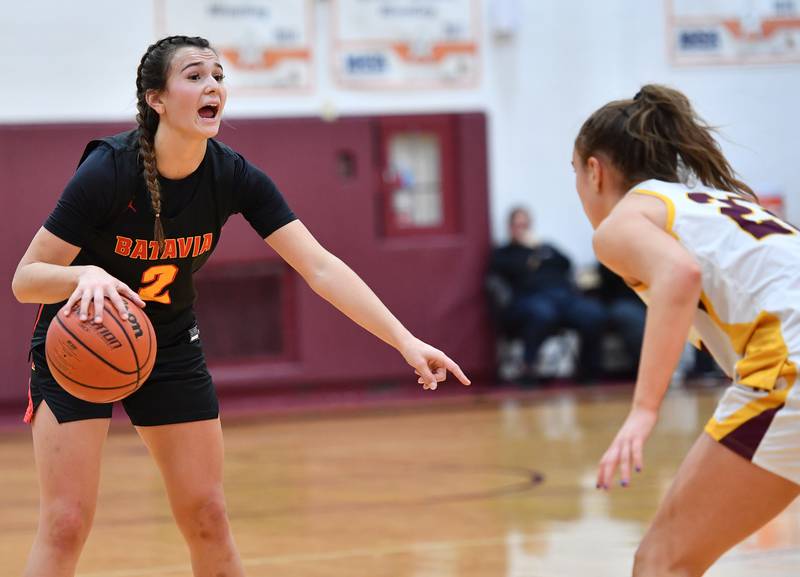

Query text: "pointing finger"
[445, 357, 471, 386]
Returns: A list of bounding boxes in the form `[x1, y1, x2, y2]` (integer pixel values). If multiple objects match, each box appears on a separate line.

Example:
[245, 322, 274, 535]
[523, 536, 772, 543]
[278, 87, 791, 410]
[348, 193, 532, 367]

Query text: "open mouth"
[198, 104, 219, 120]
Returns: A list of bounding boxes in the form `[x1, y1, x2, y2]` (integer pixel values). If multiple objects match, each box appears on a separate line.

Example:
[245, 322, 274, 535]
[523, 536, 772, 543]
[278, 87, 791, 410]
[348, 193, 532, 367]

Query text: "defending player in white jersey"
[572, 84, 800, 577]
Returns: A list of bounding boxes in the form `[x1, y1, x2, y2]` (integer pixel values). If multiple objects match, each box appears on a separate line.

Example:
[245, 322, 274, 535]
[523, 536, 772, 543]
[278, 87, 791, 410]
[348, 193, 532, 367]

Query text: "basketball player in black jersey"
[12, 36, 470, 577]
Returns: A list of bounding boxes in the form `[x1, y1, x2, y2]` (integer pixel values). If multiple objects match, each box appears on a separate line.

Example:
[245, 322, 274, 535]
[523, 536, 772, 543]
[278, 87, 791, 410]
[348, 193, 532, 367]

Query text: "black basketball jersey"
[31, 129, 296, 350]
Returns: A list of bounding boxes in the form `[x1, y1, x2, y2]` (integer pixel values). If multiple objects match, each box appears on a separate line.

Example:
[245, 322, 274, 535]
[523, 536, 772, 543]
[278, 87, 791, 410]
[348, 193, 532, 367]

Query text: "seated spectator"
[487, 207, 607, 383]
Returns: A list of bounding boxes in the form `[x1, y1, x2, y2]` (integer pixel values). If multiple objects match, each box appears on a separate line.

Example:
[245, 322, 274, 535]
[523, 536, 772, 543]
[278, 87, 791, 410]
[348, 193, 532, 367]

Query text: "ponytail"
[575, 84, 755, 200]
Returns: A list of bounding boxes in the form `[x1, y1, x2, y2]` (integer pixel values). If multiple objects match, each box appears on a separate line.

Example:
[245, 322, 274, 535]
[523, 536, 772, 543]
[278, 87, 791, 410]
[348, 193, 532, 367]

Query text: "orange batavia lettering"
[162, 239, 177, 259]
[199, 233, 212, 254]
[191, 235, 201, 257]
[178, 237, 192, 258]
[130, 240, 149, 260]
[114, 234, 214, 260]
[115, 236, 133, 257]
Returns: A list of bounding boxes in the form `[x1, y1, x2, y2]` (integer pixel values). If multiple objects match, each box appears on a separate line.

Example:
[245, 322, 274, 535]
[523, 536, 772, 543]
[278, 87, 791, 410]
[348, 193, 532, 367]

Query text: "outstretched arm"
[266, 220, 470, 390]
[592, 194, 702, 489]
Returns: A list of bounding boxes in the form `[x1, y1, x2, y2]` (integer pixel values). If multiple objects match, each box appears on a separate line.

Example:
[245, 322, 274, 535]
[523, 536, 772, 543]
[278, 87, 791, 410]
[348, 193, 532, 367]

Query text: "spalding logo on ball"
[45, 296, 156, 403]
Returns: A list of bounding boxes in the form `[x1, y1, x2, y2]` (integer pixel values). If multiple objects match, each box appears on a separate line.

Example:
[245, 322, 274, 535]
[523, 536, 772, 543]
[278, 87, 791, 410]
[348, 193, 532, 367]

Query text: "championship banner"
[155, 0, 313, 92]
[332, 0, 480, 89]
[668, 0, 800, 66]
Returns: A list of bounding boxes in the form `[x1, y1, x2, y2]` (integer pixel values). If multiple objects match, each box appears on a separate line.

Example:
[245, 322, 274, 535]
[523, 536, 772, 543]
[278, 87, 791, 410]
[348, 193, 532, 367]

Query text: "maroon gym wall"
[0, 113, 492, 410]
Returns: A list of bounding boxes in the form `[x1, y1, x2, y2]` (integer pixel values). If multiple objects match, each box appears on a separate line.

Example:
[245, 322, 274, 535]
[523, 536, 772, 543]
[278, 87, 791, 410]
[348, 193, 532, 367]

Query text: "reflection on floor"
[0, 383, 797, 576]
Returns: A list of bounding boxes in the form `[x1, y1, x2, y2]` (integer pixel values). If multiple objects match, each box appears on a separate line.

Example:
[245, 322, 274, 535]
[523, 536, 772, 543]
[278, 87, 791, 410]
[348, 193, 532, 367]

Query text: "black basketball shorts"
[25, 333, 219, 427]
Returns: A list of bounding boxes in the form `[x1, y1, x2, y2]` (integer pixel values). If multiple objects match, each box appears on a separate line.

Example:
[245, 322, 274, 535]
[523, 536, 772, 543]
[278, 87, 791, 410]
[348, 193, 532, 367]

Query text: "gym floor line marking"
[76, 539, 800, 577]
[77, 534, 547, 577]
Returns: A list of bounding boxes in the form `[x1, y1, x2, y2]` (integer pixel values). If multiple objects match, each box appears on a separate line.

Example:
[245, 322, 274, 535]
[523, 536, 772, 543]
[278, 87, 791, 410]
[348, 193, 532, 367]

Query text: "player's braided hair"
[575, 84, 755, 200]
[135, 35, 213, 249]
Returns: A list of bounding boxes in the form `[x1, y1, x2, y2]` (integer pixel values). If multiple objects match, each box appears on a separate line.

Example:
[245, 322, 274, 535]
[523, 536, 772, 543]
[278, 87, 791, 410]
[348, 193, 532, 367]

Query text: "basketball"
[45, 296, 157, 403]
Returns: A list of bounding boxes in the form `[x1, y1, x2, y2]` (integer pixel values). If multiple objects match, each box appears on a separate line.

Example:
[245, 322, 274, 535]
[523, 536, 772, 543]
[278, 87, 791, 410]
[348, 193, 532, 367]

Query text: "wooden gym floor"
[1, 384, 798, 576]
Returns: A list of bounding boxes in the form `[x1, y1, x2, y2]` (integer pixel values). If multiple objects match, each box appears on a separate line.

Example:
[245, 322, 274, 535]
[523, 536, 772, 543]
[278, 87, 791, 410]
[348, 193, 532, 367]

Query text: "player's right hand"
[63, 265, 146, 323]
[596, 406, 658, 490]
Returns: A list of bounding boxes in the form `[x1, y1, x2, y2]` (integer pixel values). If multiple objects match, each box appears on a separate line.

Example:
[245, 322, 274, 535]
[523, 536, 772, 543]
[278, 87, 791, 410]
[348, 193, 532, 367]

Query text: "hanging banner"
[332, 0, 480, 89]
[155, 0, 313, 92]
[668, 0, 800, 66]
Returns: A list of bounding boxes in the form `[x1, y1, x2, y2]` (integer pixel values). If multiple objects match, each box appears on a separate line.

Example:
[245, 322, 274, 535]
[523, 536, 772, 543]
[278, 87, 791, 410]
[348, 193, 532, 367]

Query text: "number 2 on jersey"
[138, 264, 179, 304]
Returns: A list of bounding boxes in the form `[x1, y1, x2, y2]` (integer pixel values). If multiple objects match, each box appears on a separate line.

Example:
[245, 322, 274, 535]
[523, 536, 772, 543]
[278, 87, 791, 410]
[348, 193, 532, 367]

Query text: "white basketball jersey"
[630, 179, 800, 391]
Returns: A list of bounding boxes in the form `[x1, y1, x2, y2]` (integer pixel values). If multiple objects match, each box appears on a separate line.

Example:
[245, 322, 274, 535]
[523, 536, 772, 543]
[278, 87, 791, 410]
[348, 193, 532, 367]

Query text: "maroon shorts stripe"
[719, 403, 784, 461]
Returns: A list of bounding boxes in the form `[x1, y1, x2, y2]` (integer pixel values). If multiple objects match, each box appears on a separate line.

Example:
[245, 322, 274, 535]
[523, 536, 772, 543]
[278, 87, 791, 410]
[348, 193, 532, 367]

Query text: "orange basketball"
[45, 296, 157, 403]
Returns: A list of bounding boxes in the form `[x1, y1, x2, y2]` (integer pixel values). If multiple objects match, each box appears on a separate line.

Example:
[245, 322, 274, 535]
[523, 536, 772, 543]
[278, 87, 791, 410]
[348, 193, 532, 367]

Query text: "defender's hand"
[596, 406, 658, 490]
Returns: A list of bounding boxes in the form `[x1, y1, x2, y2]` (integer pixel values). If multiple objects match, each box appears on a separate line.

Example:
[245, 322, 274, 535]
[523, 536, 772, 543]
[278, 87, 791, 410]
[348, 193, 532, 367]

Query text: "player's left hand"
[399, 337, 471, 391]
[596, 406, 658, 490]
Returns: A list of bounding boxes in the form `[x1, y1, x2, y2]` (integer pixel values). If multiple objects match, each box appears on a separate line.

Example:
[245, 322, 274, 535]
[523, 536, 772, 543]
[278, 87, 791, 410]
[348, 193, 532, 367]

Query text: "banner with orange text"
[332, 0, 480, 89]
[155, 0, 313, 92]
[669, 0, 800, 66]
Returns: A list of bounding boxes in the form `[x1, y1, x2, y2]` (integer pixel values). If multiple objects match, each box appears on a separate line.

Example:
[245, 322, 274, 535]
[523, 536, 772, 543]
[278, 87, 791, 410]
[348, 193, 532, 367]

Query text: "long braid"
[134, 35, 213, 250]
[137, 125, 165, 246]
